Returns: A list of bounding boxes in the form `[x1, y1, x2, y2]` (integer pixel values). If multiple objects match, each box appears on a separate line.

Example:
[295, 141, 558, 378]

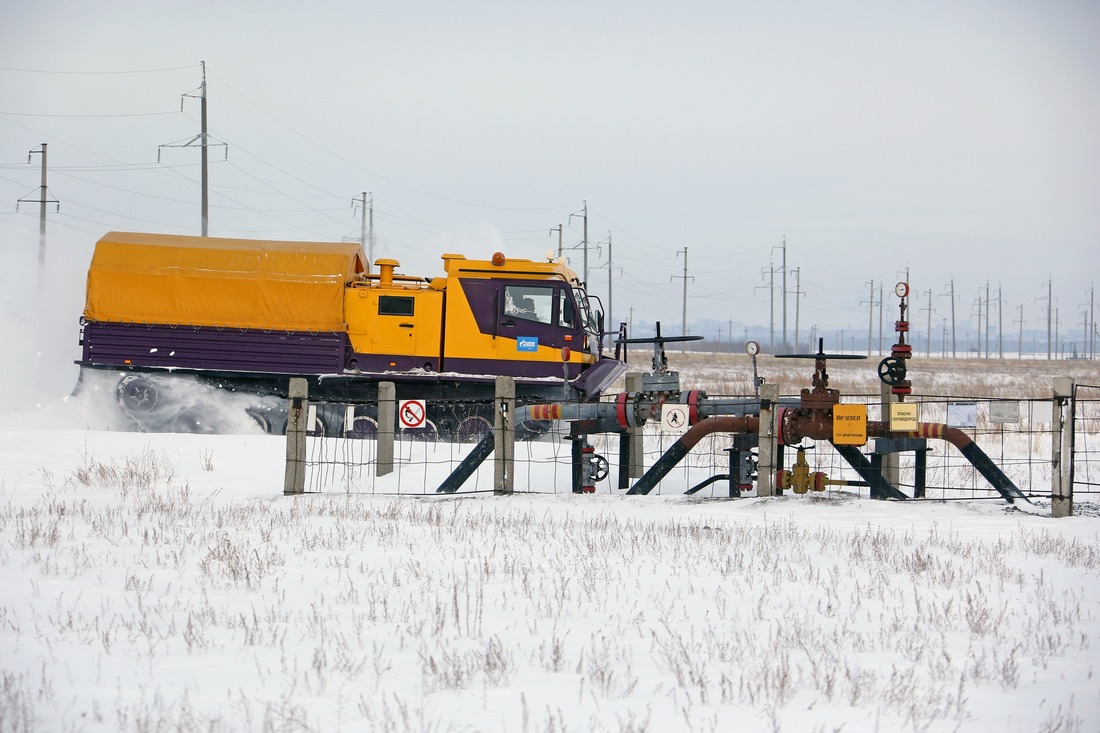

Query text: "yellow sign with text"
[832, 404, 867, 445]
[889, 402, 919, 432]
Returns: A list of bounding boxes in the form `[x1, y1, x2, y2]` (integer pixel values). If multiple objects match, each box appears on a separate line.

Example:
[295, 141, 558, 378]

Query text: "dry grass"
[1, 449, 1096, 731]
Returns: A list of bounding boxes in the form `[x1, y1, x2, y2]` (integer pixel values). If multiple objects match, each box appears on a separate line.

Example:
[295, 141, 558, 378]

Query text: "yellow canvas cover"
[84, 231, 366, 332]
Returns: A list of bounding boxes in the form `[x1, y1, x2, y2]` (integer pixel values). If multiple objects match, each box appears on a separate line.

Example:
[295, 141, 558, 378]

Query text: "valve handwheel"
[591, 454, 610, 482]
[877, 356, 907, 386]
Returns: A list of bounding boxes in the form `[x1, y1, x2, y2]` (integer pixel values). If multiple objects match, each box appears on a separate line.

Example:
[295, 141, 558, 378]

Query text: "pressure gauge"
[745, 340, 760, 356]
[895, 282, 909, 298]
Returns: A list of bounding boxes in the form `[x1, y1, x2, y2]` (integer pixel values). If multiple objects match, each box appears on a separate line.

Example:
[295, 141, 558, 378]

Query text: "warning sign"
[660, 405, 690, 434]
[947, 401, 977, 428]
[889, 402, 919, 432]
[399, 399, 426, 429]
[832, 404, 867, 445]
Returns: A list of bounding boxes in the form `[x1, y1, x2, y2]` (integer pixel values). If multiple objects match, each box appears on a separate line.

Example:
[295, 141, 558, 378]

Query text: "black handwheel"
[591, 454, 610, 482]
[877, 357, 907, 386]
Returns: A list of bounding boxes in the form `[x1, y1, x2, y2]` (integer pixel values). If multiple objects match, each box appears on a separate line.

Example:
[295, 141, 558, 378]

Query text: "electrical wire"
[208, 70, 578, 212]
[0, 111, 179, 118]
[0, 64, 198, 75]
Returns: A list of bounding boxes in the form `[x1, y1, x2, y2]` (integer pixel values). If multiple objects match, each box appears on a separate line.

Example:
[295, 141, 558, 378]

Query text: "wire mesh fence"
[297, 388, 1100, 503]
[1073, 383, 1100, 495]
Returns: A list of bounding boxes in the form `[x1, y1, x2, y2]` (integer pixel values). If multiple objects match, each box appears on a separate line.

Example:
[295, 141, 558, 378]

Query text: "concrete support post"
[1052, 377, 1075, 518]
[880, 382, 900, 488]
[626, 372, 644, 478]
[377, 382, 395, 477]
[283, 378, 308, 495]
[494, 376, 515, 495]
[758, 383, 780, 497]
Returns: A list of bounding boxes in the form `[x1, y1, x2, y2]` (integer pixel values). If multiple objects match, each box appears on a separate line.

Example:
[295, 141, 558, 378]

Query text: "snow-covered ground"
[2, 415, 1098, 732]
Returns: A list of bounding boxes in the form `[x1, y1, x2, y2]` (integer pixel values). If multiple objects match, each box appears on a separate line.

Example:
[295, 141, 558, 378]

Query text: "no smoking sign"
[399, 399, 426, 429]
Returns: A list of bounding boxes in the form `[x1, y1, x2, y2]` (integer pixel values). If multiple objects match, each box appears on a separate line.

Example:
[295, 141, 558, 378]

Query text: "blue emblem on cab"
[517, 336, 538, 352]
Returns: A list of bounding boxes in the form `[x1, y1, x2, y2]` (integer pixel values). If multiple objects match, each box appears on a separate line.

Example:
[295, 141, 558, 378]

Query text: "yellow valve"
[784, 448, 830, 494]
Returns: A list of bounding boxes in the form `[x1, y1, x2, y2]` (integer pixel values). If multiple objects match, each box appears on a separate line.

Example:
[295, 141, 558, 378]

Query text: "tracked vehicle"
[76, 231, 625, 438]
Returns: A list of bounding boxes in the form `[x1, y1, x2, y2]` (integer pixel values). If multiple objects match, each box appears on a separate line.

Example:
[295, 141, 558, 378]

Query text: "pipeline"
[873, 422, 1028, 504]
[628, 413, 1026, 502]
[436, 396, 1027, 504]
[627, 416, 757, 495]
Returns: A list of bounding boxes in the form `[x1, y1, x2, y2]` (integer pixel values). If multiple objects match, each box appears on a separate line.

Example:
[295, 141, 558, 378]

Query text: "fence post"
[283, 378, 308, 495]
[626, 372, 644, 479]
[494, 376, 515, 495]
[758, 383, 780, 497]
[1052, 377, 1075, 517]
[377, 382, 395, 477]
[879, 382, 901, 489]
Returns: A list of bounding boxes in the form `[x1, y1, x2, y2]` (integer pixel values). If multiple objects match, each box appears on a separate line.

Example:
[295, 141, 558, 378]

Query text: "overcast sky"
[2, 0, 1098, 354]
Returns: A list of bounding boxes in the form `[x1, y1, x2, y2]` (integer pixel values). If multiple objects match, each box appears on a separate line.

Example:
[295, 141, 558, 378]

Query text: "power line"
[0, 110, 179, 118]
[208, 70, 574, 212]
[0, 64, 197, 74]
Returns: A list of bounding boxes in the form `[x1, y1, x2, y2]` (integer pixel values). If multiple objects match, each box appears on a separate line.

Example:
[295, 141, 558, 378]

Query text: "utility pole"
[582, 201, 588, 286]
[605, 232, 613, 332]
[866, 279, 875, 356]
[975, 295, 983, 359]
[996, 284, 1003, 358]
[878, 283, 884, 355]
[756, 260, 776, 352]
[200, 61, 208, 236]
[159, 61, 225, 236]
[1047, 278, 1054, 360]
[770, 259, 776, 351]
[1014, 304, 1025, 359]
[943, 279, 957, 358]
[1055, 306, 1060, 359]
[920, 289, 934, 357]
[550, 224, 563, 258]
[17, 143, 58, 280]
[792, 266, 802, 353]
[1082, 284, 1095, 360]
[1091, 284, 1097, 360]
[984, 280, 991, 358]
[353, 192, 374, 263]
[1091, 284, 1096, 360]
[569, 201, 589, 286]
[672, 247, 693, 336]
[778, 236, 788, 352]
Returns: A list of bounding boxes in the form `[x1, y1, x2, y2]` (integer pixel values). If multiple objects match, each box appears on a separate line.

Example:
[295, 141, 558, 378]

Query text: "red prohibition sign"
[399, 400, 426, 428]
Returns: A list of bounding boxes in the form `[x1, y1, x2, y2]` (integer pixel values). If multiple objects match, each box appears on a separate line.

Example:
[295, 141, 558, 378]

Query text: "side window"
[504, 285, 553, 325]
[378, 295, 414, 316]
[558, 291, 575, 327]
